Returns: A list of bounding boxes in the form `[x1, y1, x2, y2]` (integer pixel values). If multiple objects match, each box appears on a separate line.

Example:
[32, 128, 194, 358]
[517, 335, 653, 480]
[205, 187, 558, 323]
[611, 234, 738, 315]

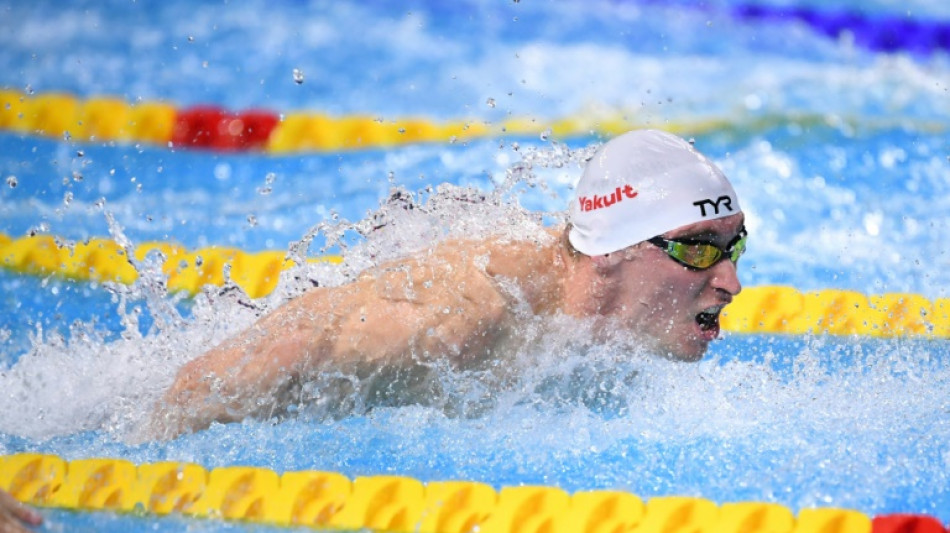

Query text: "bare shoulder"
[428, 228, 562, 311]
[355, 229, 559, 306]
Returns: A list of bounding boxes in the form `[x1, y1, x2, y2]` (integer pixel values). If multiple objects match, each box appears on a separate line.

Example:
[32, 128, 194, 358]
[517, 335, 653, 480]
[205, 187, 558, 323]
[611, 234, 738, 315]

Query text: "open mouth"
[695, 306, 723, 339]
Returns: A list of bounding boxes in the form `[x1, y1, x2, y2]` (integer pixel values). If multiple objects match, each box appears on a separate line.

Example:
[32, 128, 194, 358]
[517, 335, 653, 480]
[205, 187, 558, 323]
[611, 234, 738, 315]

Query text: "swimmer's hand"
[0, 489, 42, 532]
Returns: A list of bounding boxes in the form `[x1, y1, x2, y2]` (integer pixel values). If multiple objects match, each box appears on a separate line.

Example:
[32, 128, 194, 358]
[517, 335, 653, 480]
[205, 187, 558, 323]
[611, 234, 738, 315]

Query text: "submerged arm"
[151, 286, 334, 437]
[151, 249, 510, 438]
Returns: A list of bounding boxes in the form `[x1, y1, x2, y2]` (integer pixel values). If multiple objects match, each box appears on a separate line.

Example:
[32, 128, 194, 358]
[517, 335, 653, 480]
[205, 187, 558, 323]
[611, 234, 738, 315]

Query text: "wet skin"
[594, 213, 745, 361]
[0, 489, 42, 533]
[154, 214, 744, 436]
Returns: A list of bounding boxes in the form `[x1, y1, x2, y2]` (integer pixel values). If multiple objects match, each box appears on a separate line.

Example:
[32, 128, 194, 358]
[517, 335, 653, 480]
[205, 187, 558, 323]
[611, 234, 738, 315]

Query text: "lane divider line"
[732, 4, 950, 56]
[2, 89, 947, 154]
[2, 453, 946, 532]
[0, 232, 948, 338]
[0, 232, 340, 300]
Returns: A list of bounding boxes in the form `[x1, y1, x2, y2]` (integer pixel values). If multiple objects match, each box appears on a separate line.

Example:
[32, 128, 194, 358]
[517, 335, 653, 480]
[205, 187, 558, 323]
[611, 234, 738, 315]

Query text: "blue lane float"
[733, 4, 950, 55]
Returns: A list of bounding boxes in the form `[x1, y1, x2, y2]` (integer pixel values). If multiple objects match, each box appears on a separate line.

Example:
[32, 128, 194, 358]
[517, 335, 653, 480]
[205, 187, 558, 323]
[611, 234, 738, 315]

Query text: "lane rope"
[2, 89, 946, 154]
[731, 4, 950, 56]
[1, 453, 945, 532]
[0, 232, 340, 300]
[0, 232, 948, 338]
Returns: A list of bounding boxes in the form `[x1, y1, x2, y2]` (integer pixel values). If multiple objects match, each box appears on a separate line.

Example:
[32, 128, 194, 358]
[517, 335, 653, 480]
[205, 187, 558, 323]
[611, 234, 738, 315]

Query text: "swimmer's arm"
[153, 257, 509, 437]
[152, 288, 338, 437]
[0, 488, 42, 532]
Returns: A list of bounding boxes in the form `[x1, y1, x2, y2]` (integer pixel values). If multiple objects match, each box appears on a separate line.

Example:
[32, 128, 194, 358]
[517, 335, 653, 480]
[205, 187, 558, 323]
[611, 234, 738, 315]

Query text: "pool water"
[1, 0, 949, 529]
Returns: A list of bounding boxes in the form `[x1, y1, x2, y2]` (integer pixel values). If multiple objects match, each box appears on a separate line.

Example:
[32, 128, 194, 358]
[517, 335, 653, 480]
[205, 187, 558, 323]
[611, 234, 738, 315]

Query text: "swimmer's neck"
[550, 229, 617, 322]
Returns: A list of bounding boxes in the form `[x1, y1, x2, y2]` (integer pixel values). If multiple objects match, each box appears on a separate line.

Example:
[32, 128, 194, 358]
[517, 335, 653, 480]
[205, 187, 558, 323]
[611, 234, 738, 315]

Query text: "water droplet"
[5, 176, 16, 188]
[539, 129, 551, 141]
[76, 150, 84, 157]
[63, 192, 73, 206]
[214, 163, 231, 181]
[187, 35, 195, 42]
[265, 172, 276, 185]
[28, 223, 49, 236]
[63, 131, 71, 141]
[486, 97, 496, 108]
[247, 214, 258, 227]
[293, 68, 305, 84]
[258, 186, 272, 195]
[72, 171, 83, 182]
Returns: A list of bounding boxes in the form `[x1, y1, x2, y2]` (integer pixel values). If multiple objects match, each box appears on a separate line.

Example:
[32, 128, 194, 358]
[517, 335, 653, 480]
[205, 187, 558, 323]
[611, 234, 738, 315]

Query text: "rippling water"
[1, 0, 949, 527]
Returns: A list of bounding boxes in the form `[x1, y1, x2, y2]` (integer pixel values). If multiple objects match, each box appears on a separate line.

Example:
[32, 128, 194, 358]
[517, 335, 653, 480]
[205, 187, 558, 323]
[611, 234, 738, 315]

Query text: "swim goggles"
[647, 227, 747, 270]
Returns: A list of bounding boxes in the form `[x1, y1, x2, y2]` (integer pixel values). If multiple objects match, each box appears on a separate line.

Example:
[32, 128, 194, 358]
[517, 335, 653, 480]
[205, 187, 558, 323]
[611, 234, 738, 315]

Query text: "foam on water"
[2, 0, 950, 523]
[0, 142, 594, 441]
[2, 141, 949, 519]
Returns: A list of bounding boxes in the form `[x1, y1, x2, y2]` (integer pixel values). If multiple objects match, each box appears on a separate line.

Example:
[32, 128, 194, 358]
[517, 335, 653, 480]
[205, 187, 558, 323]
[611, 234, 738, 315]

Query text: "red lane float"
[170, 106, 279, 150]
[171, 105, 226, 149]
[873, 514, 948, 533]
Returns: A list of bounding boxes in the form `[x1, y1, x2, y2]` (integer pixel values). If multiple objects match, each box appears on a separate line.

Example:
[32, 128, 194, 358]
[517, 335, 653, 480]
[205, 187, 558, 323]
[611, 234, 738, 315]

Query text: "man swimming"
[151, 129, 746, 437]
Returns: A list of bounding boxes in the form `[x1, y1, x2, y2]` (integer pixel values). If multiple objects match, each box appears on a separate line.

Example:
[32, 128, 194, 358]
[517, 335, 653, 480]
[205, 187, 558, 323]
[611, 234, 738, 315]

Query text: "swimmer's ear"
[590, 243, 643, 274]
[590, 252, 624, 274]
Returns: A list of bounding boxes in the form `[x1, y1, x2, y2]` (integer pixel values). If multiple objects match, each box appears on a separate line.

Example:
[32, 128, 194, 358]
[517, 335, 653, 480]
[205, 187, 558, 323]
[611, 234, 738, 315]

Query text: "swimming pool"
[1, 0, 949, 530]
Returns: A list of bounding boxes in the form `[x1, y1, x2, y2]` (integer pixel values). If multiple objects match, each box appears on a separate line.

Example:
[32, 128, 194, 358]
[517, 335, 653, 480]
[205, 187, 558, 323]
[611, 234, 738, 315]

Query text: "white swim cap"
[568, 129, 740, 256]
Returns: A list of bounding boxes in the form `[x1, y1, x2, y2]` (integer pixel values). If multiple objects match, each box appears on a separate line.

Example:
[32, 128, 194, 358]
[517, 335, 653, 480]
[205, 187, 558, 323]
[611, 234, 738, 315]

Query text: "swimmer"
[0, 489, 42, 532]
[151, 129, 746, 437]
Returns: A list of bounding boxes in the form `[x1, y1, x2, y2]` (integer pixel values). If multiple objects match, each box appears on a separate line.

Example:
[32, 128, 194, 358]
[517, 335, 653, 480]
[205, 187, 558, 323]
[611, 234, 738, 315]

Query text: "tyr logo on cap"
[693, 195, 734, 217]
[579, 184, 638, 212]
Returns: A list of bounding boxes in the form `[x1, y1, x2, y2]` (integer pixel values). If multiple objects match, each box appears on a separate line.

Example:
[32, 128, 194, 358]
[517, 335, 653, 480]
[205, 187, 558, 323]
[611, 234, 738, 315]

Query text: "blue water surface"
[1, 0, 950, 529]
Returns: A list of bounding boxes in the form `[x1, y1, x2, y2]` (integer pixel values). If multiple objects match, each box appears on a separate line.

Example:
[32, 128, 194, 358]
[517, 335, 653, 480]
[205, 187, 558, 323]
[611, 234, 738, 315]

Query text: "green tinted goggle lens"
[649, 229, 747, 270]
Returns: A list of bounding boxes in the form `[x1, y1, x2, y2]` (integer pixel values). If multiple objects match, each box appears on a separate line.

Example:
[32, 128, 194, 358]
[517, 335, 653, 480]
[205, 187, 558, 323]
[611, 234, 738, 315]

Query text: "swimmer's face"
[612, 212, 745, 361]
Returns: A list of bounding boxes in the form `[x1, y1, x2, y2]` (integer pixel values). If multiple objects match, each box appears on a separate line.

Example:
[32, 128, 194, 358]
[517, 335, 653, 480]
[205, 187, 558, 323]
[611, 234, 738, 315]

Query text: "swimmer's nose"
[711, 257, 742, 298]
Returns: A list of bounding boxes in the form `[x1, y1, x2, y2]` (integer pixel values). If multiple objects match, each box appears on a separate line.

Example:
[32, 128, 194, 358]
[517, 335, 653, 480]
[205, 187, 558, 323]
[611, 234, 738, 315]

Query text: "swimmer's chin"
[652, 342, 709, 363]
[674, 350, 706, 363]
